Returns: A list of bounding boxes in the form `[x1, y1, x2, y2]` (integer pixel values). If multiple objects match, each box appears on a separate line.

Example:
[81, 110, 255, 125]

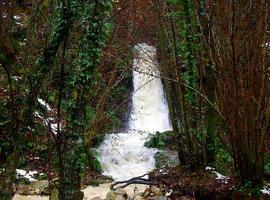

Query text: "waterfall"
[97, 43, 171, 181]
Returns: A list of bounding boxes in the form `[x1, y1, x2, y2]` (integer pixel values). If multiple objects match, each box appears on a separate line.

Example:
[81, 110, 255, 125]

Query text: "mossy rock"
[155, 150, 179, 168]
[49, 189, 59, 200]
[145, 131, 175, 150]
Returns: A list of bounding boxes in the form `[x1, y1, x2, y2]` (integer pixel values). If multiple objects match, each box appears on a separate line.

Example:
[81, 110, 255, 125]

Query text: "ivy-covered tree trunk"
[58, 147, 83, 200]
[56, 1, 112, 198]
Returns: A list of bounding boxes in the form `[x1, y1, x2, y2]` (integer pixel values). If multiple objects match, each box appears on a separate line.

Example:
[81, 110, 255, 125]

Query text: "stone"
[150, 186, 162, 196]
[31, 180, 49, 194]
[115, 188, 127, 195]
[115, 188, 128, 199]
[49, 189, 59, 200]
[106, 190, 116, 200]
[143, 188, 151, 198]
[155, 150, 179, 168]
[133, 195, 146, 200]
[115, 196, 126, 200]
[40, 186, 51, 195]
[91, 197, 103, 200]
[157, 196, 168, 200]
[28, 190, 36, 195]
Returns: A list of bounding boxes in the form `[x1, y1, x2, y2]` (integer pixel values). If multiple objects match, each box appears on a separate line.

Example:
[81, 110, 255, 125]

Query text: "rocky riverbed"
[12, 181, 168, 200]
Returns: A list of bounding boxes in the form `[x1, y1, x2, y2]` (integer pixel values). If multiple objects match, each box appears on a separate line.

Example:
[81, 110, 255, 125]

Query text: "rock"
[32, 180, 49, 194]
[91, 197, 103, 200]
[143, 188, 151, 198]
[40, 186, 51, 195]
[115, 196, 126, 200]
[49, 189, 59, 200]
[115, 188, 127, 195]
[148, 197, 167, 200]
[150, 186, 162, 196]
[157, 196, 168, 200]
[155, 150, 179, 168]
[133, 195, 146, 200]
[106, 190, 116, 200]
[115, 188, 128, 199]
[28, 190, 36, 195]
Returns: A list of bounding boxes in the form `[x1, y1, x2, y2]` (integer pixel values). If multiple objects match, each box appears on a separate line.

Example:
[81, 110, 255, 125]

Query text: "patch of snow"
[262, 42, 270, 49]
[261, 186, 270, 195]
[213, 171, 229, 183]
[12, 76, 21, 81]
[34, 111, 42, 119]
[34, 111, 59, 134]
[205, 166, 215, 171]
[38, 98, 52, 111]
[2, 13, 8, 18]
[165, 189, 173, 196]
[13, 15, 21, 20]
[16, 169, 38, 182]
[205, 166, 229, 184]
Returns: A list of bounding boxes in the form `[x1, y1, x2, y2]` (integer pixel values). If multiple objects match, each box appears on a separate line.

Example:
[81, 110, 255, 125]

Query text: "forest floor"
[149, 166, 270, 200]
[13, 130, 270, 200]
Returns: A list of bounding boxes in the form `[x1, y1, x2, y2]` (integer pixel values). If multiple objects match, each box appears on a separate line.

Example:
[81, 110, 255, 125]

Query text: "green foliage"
[237, 181, 263, 197]
[167, 0, 202, 105]
[265, 163, 270, 172]
[215, 146, 233, 175]
[87, 149, 102, 173]
[145, 131, 174, 150]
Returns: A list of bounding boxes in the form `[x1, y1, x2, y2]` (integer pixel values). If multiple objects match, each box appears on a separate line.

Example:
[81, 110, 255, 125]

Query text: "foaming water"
[97, 43, 171, 180]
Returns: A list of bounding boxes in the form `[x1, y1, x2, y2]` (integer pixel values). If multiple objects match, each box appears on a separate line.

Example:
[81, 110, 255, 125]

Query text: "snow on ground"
[261, 186, 270, 195]
[205, 166, 229, 184]
[38, 99, 52, 111]
[16, 169, 38, 182]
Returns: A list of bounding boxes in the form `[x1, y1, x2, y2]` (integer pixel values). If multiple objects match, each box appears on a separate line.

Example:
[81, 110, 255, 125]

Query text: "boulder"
[115, 196, 126, 200]
[49, 189, 59, 200]
[115, 188, 127, 196]
[150, 186, 163, 196]
[133, 195, 146, 200]
[32, 180, 49, 194]
[91, 197, 103, 200]
[106, 190, 116, 200]
[143, 188, 151, 198]
[115, 188, 128, 199]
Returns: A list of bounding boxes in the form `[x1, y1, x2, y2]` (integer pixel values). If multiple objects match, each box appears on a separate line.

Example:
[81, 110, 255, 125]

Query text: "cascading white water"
[97, 43, 171, 181]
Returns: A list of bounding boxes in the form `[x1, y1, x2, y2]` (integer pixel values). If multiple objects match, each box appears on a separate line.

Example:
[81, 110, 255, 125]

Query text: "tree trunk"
[235, 148, 264, 185]
[58, 148, 83, 200]
[0, 150, 18, 199]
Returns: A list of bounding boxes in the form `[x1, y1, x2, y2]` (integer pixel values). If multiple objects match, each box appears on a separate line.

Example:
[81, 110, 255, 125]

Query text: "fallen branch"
[110, 174, 155, 190]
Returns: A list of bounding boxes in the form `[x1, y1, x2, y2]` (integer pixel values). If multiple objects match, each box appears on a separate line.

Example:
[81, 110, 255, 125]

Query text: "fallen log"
[110, 174, 155, 190]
